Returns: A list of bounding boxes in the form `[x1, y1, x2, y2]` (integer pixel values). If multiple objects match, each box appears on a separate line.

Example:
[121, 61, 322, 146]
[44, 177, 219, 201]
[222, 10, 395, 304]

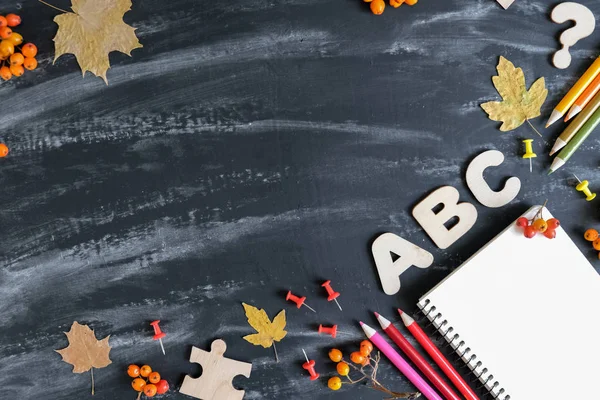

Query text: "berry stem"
[341, 353, 418, 398]
[38, 0, 70, 13]
[529, 199, 549, 222]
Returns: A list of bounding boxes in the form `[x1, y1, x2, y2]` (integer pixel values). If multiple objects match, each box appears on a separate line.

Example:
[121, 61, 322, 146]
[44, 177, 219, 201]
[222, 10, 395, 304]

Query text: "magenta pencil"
[360, 322, 443, 400]
[375, 312, 461, 400]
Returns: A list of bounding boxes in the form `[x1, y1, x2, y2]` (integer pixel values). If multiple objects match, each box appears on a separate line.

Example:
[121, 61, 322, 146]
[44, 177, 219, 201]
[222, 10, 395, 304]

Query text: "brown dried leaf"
[52, 0, 143, 83]
[55, 321, 112, 373]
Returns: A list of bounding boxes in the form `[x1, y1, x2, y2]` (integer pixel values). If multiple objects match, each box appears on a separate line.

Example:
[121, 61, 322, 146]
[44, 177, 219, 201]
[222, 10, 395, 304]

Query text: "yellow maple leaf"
[481, 56, 548, 131]
[55, 321, 112, 394]
[52, 0, 143, 84]
[242, 303, 287, 348]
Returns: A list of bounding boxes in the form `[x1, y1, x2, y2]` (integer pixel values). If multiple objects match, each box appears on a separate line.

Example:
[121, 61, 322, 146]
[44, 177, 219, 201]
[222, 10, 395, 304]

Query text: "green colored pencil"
[549, 103, 600, 173]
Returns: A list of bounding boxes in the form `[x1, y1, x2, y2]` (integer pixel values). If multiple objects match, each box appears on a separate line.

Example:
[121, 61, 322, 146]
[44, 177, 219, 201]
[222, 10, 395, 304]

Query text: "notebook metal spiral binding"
[418, 299, 510, 400]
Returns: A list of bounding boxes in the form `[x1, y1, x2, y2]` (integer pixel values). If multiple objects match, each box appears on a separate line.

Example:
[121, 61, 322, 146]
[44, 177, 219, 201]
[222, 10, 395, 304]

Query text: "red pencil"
[399, 309, 479, 400]
[375, 312, 461, 400]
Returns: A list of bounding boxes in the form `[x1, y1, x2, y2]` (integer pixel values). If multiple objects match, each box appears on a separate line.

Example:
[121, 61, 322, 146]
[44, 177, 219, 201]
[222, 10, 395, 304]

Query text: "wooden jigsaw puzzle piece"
[180, 339, 252, 400]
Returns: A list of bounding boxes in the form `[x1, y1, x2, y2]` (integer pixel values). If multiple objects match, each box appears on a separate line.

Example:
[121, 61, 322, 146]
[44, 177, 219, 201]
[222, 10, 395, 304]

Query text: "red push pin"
[321, 280, 342, 311]
[301, 349, 319, 381]
[286, 290, 316, 313]
[318, 324, 338, 338]
[150, 320, 166, 355]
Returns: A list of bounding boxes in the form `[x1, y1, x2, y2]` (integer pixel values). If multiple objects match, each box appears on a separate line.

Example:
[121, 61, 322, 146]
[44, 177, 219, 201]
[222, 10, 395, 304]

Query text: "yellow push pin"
[522, 139, 537, 173]
[574, 174, 596, 201]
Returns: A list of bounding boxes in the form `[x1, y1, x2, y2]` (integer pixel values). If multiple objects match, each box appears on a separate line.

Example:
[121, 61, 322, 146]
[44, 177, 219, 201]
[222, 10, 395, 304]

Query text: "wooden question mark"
[552, 2, 596, 69]
[496, 0, 514, 10]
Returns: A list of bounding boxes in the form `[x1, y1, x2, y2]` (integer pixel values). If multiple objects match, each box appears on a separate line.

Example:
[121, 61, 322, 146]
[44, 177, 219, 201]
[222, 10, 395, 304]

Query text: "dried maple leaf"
[52, 0, 143, 84]
[481, 56, 548, 132]
[55, 321, 112, 394]
[242, 303, 287, 360]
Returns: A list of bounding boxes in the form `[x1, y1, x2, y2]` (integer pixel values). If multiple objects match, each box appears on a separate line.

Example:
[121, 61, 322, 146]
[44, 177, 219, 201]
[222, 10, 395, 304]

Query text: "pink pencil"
[360, 322, 443, 400]
[375, 312, 461, 400]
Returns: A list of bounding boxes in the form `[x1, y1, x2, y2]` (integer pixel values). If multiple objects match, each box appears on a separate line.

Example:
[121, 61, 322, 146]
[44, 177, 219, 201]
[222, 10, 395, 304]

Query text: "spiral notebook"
[418, 206, 600, 400]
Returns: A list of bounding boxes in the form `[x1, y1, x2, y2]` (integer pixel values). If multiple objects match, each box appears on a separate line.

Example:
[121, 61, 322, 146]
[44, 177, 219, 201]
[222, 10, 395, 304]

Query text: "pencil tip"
[397, 308, 403, 315]
[374, 311, 379, 317]
[359, 321, 364, 326]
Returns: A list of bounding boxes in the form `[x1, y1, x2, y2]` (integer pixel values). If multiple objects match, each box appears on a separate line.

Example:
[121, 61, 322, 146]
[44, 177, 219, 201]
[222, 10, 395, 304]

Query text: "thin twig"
[38, 0, 70, 13]
[346, 375, 368, 384]
[341, 352, 419, 399]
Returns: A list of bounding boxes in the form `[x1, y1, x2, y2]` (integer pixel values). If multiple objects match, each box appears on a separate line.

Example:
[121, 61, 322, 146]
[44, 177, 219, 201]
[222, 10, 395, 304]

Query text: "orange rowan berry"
[328, 376, 342, 391]
[350, 351, 365, 364]
[0, 26, 11, 39]
[131, 378, 146, 392]
[0, 143, 8, 157]
[360, 340, 373, 356]
[405, 0, 418, 4]
[336, 361, 350, 376]
[0, 16, 7, 28]
[21, 43, 37, 58]
[140, 365, 152, 377]
[5, 14, 20, 27]
[532, 219, 547, 233]
[148, 372, 161, 384]
[144, 384, 158, 397]
[127, 364, 140, 378]
[328, 348, 343, 362]
[371, 0, 385, 14]
[10, 52, 23, 66]
[593, 238, 600, 251]
[0, 66, 11, 81]
[7, 32, 22, 46]
[585, 229, 598, 242]
[0, 40, 14, 56]
[9, 64, 23, 77]
[23, 57, 36, 71]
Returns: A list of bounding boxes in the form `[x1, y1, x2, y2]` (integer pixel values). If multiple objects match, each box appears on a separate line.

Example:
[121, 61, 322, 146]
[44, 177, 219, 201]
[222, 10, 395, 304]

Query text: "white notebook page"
[418, 206, 600, 400]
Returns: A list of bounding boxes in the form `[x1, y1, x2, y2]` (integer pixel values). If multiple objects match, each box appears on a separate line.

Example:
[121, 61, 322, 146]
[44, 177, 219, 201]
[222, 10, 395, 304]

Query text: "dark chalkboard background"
[2, 0, 600, 399]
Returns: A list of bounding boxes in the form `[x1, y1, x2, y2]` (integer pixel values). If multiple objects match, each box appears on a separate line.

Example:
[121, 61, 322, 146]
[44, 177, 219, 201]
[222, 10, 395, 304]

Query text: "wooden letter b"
[412, 186, 477, 249]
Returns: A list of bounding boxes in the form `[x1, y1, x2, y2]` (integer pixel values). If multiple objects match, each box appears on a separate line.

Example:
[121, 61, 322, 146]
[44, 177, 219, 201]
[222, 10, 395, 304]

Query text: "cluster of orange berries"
[327, 340, 374, 390]
[0, 13, 38, 81]
[583, 229, 600, 259]
[363, 0, 417, 15]
[127, 364, 169, 398]
[516, 216, 560, 239]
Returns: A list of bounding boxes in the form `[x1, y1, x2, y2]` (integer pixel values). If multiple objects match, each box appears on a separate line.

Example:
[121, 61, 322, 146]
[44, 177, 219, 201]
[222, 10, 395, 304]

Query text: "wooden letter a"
[372, 233, 434, 295]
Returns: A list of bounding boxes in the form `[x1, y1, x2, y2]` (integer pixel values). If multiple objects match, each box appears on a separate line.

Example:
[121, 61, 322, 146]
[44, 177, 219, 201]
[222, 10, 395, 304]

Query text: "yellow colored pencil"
[549, 90, 600, 155]
[546, 57, 600, 127]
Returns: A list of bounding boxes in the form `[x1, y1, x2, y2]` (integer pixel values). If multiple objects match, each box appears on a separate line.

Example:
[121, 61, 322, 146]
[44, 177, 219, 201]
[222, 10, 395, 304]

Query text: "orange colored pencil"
[565, 74, 600, 121]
